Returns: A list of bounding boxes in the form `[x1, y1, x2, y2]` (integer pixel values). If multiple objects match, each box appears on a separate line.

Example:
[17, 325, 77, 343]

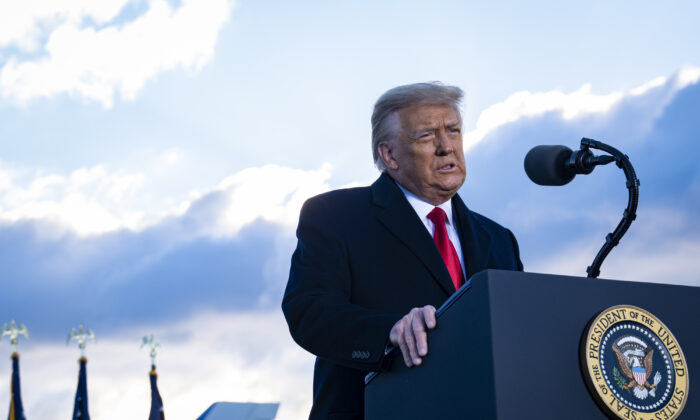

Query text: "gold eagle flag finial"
[141, 334, 161, 371]
[2, 320, 29, 354]
[67, 325, 95, 358]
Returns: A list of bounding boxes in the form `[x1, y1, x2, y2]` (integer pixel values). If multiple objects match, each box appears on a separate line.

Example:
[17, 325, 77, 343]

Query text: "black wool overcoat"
[282, 173, 523, 420]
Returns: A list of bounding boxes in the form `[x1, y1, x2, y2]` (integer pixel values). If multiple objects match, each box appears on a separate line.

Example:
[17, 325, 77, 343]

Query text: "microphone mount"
[564, 145, 615, 176]
[578, 138, 640, 278]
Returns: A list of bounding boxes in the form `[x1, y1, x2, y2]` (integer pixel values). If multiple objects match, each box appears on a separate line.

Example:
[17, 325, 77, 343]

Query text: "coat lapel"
[452, 193, 492, 279]
[371, 174, 455, 295]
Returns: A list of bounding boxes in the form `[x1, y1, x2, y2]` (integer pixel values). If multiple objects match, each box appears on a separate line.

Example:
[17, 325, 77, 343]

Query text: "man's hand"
[389, 305, 437, 367]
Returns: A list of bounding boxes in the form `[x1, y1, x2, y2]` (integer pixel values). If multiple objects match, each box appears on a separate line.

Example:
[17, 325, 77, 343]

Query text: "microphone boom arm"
[580, 138, 640, 278]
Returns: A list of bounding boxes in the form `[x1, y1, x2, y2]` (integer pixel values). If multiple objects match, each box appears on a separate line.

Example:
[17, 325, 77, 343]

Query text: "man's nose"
[435, 130, 453, 155]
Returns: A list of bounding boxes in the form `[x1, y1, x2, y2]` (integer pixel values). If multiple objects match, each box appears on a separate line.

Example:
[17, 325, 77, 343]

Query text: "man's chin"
[438, 175, 466, 194]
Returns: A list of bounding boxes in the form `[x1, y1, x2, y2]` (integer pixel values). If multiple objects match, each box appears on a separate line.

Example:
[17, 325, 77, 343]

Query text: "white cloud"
[463, 84, 621, 149]
[463, 66, 700, 150]
[0, 163, 146, 235]
[0, 0, 234, 107]
[0, 310, 314, 420]
[205, 163, 333, 237]
[0, 160, 333, 237]
[530, 237, 700, 287]
[629, 76, 666, 96]
[0, 0, 130, 51]
[675, 65, 700, 88]
[528, 206, 700, 287]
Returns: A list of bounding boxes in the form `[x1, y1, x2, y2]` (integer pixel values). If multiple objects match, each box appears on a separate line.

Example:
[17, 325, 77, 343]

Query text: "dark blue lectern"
[365, 270, 699, 419]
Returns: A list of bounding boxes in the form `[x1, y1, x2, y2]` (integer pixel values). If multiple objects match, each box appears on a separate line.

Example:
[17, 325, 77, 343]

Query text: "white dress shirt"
[396, 183, 467, 280]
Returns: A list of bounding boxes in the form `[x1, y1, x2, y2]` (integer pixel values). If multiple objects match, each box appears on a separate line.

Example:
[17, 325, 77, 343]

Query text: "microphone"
[522, 138, 640, 278]
[524, 145, 615, 186]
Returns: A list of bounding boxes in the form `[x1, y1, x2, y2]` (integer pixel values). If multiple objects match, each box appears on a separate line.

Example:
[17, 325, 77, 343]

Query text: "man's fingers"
[423, 305, 437, 329]
[403, 314, 421, 365]
[412, 310, 428, 357]
[389, 321, 401, 345]
[397, 332, 412, 367]
[390, 316, 413, 367]
[389, 306, 439, 368]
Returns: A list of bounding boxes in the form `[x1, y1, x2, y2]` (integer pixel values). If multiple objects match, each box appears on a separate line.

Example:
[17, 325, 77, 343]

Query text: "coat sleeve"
[281, 195, 402, 371]
[507, 228, 524, 271]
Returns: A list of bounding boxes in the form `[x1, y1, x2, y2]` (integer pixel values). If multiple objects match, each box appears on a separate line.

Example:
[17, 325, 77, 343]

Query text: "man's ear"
[378, 141, 399, 171]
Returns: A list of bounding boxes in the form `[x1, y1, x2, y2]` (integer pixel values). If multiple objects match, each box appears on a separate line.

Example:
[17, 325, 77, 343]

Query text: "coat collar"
[371, 173, 493, 292]
[451, 193, 492, 279]
[370, 173, 469, 295]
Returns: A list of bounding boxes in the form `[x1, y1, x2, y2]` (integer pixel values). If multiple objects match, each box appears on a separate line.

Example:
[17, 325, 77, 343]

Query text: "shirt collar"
[396, 182, 454, 226]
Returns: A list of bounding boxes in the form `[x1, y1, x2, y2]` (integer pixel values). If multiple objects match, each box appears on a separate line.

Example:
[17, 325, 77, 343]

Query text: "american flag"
[72, 357, 90, 420]
[9, 353, 26, 420]
[149, 366, 165, 420]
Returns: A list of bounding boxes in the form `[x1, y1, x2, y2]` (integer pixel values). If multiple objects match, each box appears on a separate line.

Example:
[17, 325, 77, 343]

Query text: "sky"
[0, 1, 699, 419]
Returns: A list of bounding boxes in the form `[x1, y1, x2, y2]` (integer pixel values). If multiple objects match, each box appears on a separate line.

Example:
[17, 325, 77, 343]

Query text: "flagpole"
[3, 320, 29, 420]
[68, 325, 94, 420]
[142, 334, 165, 420]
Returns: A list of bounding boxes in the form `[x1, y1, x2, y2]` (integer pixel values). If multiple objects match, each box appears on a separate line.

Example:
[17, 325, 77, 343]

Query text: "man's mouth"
[437, 163, 457, 172]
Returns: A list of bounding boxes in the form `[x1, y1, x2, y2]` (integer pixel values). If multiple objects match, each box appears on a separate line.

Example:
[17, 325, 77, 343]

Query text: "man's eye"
[419, 132, 434, 140]
[449, 128, 461, 134]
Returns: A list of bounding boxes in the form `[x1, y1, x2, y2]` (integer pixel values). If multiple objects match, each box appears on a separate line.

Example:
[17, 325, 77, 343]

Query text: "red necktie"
[427, 207, 465, 290]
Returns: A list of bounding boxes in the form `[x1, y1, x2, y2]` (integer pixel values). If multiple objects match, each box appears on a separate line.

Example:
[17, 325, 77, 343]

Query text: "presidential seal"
[582, 305, 689, 420]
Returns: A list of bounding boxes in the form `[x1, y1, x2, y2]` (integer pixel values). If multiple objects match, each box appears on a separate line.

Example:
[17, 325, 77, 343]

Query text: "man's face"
[380, 104, 466, 205]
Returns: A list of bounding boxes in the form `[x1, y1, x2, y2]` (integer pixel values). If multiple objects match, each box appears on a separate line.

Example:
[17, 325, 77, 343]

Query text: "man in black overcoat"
[282, 82, 523, 420]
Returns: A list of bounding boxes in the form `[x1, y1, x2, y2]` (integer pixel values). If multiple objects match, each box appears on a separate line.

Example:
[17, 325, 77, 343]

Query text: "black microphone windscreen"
[524, 145, 575, 186]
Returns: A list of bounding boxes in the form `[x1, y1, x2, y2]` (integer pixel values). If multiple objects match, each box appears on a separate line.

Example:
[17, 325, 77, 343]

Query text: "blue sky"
[0, 1, 699, 418]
